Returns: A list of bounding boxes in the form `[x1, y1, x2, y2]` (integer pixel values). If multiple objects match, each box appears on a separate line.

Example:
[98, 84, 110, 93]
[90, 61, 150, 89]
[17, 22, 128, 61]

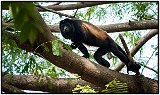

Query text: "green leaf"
[41, 44, 50, 52]
[52, 39, 62, 56]
[28, 28, 38, 45]
[18, 21, 31, 43]
[9, 2, 40, 44]
[61, 42, 72, 51]
[2, 2, 11, 9]
[72, 84, 98, 93]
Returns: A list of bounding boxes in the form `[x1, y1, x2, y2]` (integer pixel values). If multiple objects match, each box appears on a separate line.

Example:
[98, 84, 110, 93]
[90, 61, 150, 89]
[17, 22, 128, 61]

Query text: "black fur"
[60, 18, 141, 74]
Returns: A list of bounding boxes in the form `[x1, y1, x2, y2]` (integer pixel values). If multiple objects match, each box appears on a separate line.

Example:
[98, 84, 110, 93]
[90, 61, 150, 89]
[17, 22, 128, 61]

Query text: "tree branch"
[2, 2, 118, 11]
[44, 19, 159, 33]
[2, 20, 158, 33]
[36, 4, 75, 18]
[2, 82, 25, 93]
[37, 2, 118, 11]
[119, 34, 141, 75]
[2, 74, 101, 93]
[119, 34, 135, 64]
[114, 29, 158, 71]
[96, 20, 158, 32]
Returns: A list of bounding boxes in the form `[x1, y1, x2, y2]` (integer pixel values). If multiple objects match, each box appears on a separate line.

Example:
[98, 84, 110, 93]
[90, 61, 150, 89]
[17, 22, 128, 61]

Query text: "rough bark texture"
[2, 74, 158, 93]
[2, 74, 101, 93]
[2, 82, 25, 93]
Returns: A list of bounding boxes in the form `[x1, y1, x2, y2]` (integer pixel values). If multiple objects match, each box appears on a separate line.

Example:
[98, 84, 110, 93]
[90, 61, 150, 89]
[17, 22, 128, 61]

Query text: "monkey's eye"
[63, 26, 70, 32]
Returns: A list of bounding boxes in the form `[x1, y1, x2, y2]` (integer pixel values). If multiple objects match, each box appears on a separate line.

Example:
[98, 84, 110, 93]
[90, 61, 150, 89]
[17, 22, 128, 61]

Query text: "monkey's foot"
[103, 63, 110, 68]
[127, 62, 141, 75]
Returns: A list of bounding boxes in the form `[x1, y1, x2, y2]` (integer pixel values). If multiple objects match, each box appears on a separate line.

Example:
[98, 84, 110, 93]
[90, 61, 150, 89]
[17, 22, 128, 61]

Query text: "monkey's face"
[60, 21, 74, 39]
[63, 24, 71, 33]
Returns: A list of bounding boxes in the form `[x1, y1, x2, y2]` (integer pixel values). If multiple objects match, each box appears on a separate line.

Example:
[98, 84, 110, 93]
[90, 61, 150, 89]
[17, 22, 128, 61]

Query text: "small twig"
[139, 62, 158, 74]
[119, 34, 134, 65]
[141, 48, 158, 74]
[5, 18, 14, 23]
[150, 8, 158, 16]
[73, 9, 78, 18]
[53, 2, 62, 5]
[36, 4, 75, 18]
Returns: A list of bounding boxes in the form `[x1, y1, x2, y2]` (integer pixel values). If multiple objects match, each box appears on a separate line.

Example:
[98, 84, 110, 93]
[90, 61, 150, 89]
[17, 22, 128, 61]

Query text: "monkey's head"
[60, 19, 75, 39]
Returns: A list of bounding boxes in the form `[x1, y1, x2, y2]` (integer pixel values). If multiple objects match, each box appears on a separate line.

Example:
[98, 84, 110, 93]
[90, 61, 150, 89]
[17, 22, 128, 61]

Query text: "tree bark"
[2, 74, 101, 93]
[38, 2, 116, 11]
[2, 2, 117, 11]
[2, 20, 158, 33]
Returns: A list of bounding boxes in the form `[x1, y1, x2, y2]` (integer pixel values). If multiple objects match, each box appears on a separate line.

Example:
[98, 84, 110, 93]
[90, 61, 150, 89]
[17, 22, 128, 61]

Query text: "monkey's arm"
[70, 42, 89, 58]
[71, 38, 82, 49]
[78, 44, 89, 58]
[71, 42, 78, 49]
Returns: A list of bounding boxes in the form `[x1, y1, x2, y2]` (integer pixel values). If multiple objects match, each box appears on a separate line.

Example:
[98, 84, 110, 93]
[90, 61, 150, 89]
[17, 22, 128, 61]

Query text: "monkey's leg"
[116, 44, 141, 74]
[116, 44, 129, 59]
[78, 44, 89, 58]
[94, 48, 110, 67]
[110, 43, 130, 66]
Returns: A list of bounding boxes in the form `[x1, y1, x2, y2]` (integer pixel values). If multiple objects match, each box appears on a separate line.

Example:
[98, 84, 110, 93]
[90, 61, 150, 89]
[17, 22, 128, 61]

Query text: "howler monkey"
[59, 18, 141, 74]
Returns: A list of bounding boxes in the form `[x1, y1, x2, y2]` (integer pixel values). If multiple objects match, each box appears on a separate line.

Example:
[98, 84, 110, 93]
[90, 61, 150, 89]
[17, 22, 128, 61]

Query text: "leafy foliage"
[102, 2, 158, 21]
[101, 79, 128, 93]
[131, 2, 158, 20]
[95, 7, 107, 21]
[72, 79, 128, 93]
[52, 39, 62, 56]
[8, 2, 43, 44]
[2, 33, 66, 78]
[72, 84, 98, 93]
[61, 41, 72, 51]
[75, 6, 97, 21]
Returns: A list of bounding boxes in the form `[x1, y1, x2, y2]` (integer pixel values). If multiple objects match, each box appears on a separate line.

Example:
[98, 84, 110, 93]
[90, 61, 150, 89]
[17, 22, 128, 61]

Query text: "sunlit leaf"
[102, 79, 128, 93]
[52, 39, 62, 56]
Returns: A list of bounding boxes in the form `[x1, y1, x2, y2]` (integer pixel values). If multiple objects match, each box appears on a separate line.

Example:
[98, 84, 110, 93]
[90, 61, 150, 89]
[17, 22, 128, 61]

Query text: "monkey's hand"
[82, 54, 89, 58]
[127, 62, 141, 75]
[71, 43, 77, 49]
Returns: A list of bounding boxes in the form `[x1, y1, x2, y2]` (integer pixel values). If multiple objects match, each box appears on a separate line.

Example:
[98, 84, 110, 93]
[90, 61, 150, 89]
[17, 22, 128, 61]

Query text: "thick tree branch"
[114, 29, 158, 71]
[2, 82, 25, 93]
[99, 20, 158, 33]
[2, 74, 101, 93]
[2, 20, 158, 33]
